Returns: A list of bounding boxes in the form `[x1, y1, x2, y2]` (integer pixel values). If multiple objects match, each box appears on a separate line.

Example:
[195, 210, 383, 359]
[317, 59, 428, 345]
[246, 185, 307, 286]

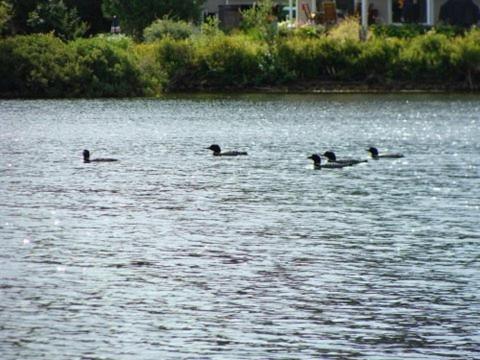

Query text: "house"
[204, 0, 480, 27]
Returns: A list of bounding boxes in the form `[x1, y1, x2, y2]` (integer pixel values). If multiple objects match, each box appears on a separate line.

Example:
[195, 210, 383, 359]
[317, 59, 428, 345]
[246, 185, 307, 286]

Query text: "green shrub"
[27, 0, 88, 41]
[288, 24, 326, 38]
[69, 36, 144, 97]
[328, 16, 361, 42]
[397, 31, 454, 81]
[371, 24, 465, 39]
[240, 0, 278, 42]
[200, 17, 223, 38]
[143, 18, 195, 42]
[0, 0, 12, 33]
[155, 37, 196, 89]
[274, 37, 362, 81]
[450, 29, 480, 89]
[135, 42, 165, 95]
[352, 37, 404, 81]
[0, 34, 75, 97]
[195, 34, 269, 87]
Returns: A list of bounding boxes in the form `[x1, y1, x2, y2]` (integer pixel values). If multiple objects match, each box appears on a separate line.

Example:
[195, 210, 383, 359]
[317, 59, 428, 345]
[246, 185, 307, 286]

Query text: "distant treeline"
[1, 25, 480, 98]
[0, 0, 204, 39]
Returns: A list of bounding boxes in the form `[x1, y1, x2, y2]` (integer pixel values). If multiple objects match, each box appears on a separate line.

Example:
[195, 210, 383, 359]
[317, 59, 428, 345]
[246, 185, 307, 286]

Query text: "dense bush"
[69, 36, 144, 97]
[1, 25, 480, 97]
[397, 31, 455, 81]
[371, 24, 465, 39]
[143, 18, 195, 42]
[154, 33, 269, 89]
[0, 34, 145, 98]
[274, 37, 360, 80]
[0, 34, 75, 97]
[27, 0, 88, 41]
[278, 22, 326, 38]
[353, 37, 404, 82]
[450, 29, 480, 89]
[194, 34, 269, 87]
[155, 37, 196, 89]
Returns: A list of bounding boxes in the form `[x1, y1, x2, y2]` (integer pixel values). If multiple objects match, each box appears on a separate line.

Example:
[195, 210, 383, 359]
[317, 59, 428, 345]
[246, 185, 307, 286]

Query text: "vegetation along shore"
[1, 1, 479, 98]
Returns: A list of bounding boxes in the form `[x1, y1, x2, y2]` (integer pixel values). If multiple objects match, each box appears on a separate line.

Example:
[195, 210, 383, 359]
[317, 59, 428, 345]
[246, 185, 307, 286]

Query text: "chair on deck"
[301, 3, 316, 23]
[323, 1, 338, 25]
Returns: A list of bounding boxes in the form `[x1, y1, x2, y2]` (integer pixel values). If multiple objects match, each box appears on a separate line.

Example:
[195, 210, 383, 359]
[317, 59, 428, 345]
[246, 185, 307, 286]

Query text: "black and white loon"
[83, 149, 118, 163]
[323, 151, 367, 166]
[308, 154, 350, 169]
[207, 144, 248, 156]
[367, 147, 404, 159]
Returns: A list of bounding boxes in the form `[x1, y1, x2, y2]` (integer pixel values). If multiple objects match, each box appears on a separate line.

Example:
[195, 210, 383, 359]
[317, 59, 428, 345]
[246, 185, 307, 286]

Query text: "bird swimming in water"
[323, 151, 367, 166]
[308, 154, 351, 169]
[207, 144, 248, 156]
[367, 147, 404, 159]
[83, 149, 118, 163]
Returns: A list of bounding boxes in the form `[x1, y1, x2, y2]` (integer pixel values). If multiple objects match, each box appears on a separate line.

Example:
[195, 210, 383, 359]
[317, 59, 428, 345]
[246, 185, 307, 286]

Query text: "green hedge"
[143, 19, 195, 42]
[0, 34, 75, 97]
[0, 34, 145, 98]
[70, 36, 144, 97]
[1, 28, 480, 97]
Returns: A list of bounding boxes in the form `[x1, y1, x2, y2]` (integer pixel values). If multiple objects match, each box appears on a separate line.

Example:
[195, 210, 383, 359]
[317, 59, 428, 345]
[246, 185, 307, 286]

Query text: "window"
[392, 0, 427, 23]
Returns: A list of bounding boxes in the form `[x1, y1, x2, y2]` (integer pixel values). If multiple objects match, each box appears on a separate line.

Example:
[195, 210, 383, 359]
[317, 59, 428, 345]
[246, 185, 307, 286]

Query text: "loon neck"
[83, 150, 90, 163]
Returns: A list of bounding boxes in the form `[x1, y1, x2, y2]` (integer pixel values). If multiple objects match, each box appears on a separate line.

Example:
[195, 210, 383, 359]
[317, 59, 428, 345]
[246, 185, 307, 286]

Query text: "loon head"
[207, 144, 222, 155]
[323, 151, 337, 162]
[83, 149, 90, 163]
[308, 154, 321, 166]
[367, 147, 379, 158]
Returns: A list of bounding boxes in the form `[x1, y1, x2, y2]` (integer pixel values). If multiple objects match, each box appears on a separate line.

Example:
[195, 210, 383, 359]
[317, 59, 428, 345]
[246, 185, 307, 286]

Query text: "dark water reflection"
[1, 94, 479, 359]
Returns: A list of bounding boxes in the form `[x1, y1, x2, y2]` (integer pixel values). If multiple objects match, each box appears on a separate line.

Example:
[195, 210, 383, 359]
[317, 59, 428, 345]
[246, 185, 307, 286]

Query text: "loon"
[367, 147, 404, 160]
[83, 149, 118, 163]
[323, 151, 368, 166]
[308, 154, 350, 169]
[207, 144, 248, 156]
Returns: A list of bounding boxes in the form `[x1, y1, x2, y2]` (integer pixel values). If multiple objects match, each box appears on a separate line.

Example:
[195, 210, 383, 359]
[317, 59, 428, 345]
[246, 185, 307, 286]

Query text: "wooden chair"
[301, 3, 316, 23]
[323, 1, 337, 25]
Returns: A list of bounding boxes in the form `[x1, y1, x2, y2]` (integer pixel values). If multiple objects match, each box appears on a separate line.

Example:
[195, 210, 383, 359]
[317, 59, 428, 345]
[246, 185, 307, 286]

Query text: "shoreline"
[1, 82, 478, 100]
[168, 80, 479, 94]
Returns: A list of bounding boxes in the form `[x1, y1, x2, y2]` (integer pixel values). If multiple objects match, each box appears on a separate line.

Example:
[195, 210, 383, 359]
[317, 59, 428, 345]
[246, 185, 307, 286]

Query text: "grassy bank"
[1, 24, 480, 98]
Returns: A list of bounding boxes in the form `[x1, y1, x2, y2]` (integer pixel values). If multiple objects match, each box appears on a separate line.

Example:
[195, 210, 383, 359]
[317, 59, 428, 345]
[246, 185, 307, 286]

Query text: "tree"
[27, 0, 88, 40]
[5, 0, 37, 34]
[66, 0, 110, 35]
[0, 1, 12, 33]
[102, 0, 205, 38]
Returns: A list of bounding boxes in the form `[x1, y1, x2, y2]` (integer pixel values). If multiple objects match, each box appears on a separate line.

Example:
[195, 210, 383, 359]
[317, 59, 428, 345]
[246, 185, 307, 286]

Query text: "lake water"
[1, 94, 479, 359]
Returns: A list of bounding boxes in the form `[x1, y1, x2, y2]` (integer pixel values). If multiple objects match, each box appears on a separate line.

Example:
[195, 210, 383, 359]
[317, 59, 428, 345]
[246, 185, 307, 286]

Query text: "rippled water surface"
[1, 94, 479, 359]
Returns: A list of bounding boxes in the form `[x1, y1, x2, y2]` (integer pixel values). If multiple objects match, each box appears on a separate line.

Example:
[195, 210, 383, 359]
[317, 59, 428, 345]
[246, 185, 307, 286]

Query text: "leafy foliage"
[0, 34, 75, 96]
[194, 33, 268, 87]
[143, 18, 195, 42]
[0, 0, 12, 33]
[450, 29, 480, 89]
[328, 16, 361, 41]
[0, 33, 145, 97]
[5, 0, 37, 34]
[278, 22, 325, 38]
[102, 0, 205, 39]
[66, 0, 109, 35]
[70, 35, 144, 97]
[2, 23, 480, 97]
[27, 0, 88, 40]
[371, 24, 465, 38]
[240, 0, 278, 41]
[397, 31, 454, 81]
